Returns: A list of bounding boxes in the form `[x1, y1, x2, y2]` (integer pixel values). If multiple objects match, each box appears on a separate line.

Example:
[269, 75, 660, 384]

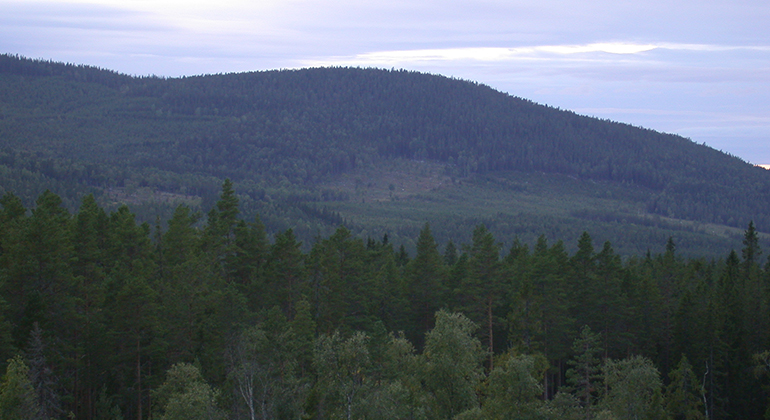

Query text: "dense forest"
[2, 182, 770, 419]
[1, 53, 770, 257]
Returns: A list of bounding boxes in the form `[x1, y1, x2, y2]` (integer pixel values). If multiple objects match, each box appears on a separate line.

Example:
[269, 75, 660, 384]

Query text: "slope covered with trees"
[2, 185, 770, 419]
[1, 53, 769, 257]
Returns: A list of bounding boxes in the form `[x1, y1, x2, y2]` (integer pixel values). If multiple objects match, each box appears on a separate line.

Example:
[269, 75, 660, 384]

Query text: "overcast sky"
[2, 0, 769, 164]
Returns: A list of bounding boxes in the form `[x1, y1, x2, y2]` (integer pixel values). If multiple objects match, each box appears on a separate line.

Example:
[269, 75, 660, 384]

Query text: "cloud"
[335, 42, 659, 63]
[304, 42, 770, 67]
[298, 41, 770, 93]
[656, 43, 770, 52]
[303, 43, 651, 67]
[0, 1, 162, 32]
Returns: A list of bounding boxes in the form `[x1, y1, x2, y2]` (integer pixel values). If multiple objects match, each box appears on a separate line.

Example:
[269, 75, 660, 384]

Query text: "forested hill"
[1, 53, 769, 254]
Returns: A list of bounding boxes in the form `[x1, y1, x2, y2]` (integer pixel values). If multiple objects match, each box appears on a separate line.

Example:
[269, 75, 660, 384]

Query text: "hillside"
[1, 53, 768, 256]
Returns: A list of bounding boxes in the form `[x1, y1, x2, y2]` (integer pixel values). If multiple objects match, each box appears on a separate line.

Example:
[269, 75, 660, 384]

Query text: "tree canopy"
[1, 54, 769, 258]
[1, 184, 769, 418]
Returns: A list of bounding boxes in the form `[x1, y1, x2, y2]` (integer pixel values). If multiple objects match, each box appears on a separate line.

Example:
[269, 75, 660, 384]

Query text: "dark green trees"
[404, 223, 446, 345]
[665, 355, 705, 420]
[309, 226, 369, 333]
[565, 325, 604, 419]
[460, 225, 502, 368]
[2, 184, 770, 419]
[266, 229, 305, 320]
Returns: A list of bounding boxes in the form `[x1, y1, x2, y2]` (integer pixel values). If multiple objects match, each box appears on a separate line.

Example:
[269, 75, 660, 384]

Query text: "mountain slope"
[0, 54, 767, 255]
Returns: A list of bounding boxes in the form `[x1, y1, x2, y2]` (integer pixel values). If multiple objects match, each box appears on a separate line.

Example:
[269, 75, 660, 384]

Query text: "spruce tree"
[565, 325, 604, 420]
[665, 355, 705, 420]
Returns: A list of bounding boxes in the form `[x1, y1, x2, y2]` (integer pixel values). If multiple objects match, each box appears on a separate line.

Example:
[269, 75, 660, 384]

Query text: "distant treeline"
[1, 182, 770, 419]
[2, 53, 770, 234]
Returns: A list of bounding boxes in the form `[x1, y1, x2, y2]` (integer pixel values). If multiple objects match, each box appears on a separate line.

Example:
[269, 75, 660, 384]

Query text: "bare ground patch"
[320, 160, 458, 202]
[104, 187, 202, 207]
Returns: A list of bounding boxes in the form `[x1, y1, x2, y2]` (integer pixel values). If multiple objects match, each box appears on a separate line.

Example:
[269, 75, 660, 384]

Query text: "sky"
[2, 0, 769, 164]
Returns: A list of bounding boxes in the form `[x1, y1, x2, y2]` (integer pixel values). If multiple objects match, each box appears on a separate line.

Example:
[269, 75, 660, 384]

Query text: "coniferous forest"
[2, 54, 770, 257]
[2, 181, 770, 420]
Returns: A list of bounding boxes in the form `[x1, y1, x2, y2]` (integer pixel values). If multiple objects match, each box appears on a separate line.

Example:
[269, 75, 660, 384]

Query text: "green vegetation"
[2, 54, 769, 257]
[1, 185, 770, 419]
[3, 53, 770, 417]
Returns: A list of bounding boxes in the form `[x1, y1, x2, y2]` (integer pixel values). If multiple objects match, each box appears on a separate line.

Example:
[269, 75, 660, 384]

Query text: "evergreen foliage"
[1, 168, 770, 419]
[1, 53, 769, 258]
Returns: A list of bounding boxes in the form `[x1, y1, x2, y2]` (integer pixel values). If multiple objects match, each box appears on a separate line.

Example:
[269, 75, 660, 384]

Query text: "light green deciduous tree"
[0, 355, 41, 420]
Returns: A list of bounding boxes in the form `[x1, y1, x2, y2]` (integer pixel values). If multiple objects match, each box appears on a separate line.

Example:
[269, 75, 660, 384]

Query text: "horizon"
[1, 0, 768, 165]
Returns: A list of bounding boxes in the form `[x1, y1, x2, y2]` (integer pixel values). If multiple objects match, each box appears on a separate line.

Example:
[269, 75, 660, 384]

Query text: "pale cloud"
[304, 42, 770, 68]
[540, 43, 659, 55]
[657, 43, 770, 52]
[307, 42, 660, 66]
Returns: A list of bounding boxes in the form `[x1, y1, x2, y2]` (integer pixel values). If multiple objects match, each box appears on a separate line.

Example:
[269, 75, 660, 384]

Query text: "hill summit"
[1, 53, 768, 255]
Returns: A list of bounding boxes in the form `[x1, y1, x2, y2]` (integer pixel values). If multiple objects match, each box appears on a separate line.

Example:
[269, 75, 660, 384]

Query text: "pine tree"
[404, 223, 446, 345]
[742, 221, 761, 269]
[0, 192, 26, 223]
[161, 205, 201, 269]
[157, 205, 225, 367]
[460, 225, 501, 369]
[103, 205, 160, 420]
[289, 299, 316, 376]
[204, 179, 241, 282]
[365, 238, 407, 334]
[14, 191, 74, 344]
[714, 250, 763, 418]
[208, 179, 239, 243]
[230, 216, 269, 307]
[530, 237, 574, 397]
[266, 229, 306, 320]
[594, 241, 631, 358]
[444, 239, 458, 267]
[0, 193, 26, 358]
[308, 227, 368, 333]
[569, 232, 597, 338]
[626, 263, 665, 366]
[741, 221, 766, 353]
[71, 194, 110, 418]
[654, 236, 684, 375]
[505, 238, 537, 353]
